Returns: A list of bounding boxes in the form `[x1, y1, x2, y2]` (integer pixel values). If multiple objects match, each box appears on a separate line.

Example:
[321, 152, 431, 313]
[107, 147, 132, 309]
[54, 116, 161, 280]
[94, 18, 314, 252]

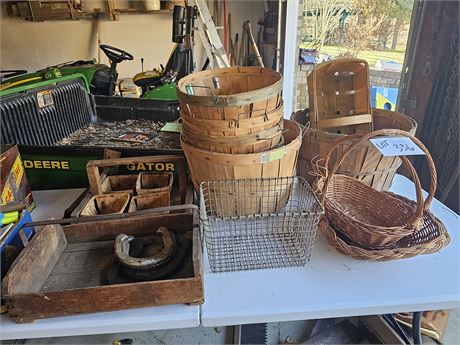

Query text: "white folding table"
[201, 174, 460, 326]
[1, 175, 458, 339]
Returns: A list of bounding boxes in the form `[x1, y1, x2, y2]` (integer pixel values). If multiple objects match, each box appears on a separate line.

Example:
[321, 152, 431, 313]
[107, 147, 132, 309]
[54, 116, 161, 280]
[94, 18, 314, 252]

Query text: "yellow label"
[1, 180, 14, 205]
[23, 160, 70, 170]
[260, 148, 287, 163]
[126, 162, 175, 172]
[11, 156, 24, 188]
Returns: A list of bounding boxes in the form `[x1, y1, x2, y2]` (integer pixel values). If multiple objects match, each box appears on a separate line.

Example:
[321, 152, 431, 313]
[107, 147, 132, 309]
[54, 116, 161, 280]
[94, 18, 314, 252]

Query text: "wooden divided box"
[2, 207, 203, 323]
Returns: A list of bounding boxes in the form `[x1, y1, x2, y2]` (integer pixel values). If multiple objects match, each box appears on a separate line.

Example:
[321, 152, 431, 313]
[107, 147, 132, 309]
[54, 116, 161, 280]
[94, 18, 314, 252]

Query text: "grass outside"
[301, 44, 406, 68]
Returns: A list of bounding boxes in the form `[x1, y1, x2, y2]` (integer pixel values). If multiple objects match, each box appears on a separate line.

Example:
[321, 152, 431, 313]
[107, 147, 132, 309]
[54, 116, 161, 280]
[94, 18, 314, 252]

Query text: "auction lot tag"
[36, 90, 54, 108]
[370, 137, 425, 156]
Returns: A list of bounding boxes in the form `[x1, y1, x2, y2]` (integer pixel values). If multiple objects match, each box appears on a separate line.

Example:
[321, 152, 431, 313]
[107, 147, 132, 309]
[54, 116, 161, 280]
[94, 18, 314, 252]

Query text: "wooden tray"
[2, 206, 203, 323]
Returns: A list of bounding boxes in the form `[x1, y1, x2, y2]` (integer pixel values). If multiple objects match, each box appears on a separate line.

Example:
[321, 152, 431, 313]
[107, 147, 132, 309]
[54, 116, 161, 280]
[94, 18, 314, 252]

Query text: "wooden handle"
[243, 21, 264, 67]
[320, 129, 437, 229]
[22, 204, 199, 228]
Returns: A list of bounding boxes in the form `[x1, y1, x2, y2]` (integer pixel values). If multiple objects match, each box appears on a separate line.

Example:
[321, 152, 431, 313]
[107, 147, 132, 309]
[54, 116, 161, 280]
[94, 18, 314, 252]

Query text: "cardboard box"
[1, 145, 34, 211]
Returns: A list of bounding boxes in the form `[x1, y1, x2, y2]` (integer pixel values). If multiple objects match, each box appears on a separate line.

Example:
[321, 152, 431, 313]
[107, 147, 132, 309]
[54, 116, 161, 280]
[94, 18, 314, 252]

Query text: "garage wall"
[0, 0, 265, 79]
[0, 1, 174, 79]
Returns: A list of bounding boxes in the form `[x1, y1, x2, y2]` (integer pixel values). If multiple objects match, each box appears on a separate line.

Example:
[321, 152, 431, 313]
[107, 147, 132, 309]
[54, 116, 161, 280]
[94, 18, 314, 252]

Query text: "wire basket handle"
[320, 129, 437, 229]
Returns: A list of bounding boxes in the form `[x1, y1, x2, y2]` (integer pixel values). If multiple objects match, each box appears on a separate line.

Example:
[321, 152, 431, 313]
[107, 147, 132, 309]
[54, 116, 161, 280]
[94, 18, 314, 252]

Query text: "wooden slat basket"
[2, 206, 203, 323]
[176, 66, 283, 120]
[307, 58, 372, 134]
[181, 119, 284, 154]
[292, 108, 417, 191]
[181, 119, 302, 191]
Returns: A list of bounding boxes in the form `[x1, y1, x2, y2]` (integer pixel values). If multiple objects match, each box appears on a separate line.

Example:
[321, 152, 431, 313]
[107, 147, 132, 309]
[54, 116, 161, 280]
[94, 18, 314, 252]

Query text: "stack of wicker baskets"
[177, 66, 302, 190]
[314, 129, 450, 261]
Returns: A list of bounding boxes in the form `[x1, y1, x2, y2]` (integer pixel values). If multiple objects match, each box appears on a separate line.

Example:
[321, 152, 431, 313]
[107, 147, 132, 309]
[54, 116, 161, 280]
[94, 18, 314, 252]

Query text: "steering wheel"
[100, 44, 134, 63]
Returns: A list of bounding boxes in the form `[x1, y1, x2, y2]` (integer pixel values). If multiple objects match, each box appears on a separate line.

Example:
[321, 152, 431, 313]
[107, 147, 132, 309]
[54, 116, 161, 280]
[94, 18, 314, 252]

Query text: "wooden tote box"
[2, 207, 203, 323]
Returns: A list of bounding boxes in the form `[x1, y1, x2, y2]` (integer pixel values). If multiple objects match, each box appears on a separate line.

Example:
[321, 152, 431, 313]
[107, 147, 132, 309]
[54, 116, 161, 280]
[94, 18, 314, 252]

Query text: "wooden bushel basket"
[316, 129, 448, 249]
[179, 102, 284, 137]
[181, 119, 284, 154]
[292, 108, 417, 191]
[177, 66, 283, 120]
[79, 192, 130, 217]
[181, 119, 302, 191]
[307, 58, 372, 134]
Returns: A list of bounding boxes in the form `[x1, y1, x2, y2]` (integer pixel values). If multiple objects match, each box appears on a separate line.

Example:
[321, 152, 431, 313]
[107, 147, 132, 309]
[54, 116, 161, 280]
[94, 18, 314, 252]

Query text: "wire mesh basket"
[199, 176, 324, 273]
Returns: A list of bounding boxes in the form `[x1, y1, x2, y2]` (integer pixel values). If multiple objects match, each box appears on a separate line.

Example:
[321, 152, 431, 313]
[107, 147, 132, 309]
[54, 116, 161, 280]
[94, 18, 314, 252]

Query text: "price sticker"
[160, 122, 182, 133]
[260, 147, 287, 163]
[370, 137, 425, 156]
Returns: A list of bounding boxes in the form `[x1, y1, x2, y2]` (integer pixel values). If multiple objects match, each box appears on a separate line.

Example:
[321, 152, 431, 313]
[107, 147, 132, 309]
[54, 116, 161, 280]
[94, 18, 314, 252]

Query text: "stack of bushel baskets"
[177, 66, 302, 189]
[177, 67, 323, 274]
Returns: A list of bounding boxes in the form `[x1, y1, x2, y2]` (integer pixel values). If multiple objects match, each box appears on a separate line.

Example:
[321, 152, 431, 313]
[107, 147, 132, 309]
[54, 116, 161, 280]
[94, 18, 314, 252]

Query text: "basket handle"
[320, 129, 437, 229]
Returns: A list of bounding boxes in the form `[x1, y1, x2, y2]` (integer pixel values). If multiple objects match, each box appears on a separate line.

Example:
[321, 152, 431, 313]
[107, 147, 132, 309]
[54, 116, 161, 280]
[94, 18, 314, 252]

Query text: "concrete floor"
[3, 309, 457, 345]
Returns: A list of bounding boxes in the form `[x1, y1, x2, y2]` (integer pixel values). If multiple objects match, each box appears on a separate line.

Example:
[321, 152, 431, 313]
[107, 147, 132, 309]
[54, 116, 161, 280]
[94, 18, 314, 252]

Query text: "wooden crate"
[87, 155, 187, 201]
[307, 58, 373, 134]
[2, 208, 203, 323]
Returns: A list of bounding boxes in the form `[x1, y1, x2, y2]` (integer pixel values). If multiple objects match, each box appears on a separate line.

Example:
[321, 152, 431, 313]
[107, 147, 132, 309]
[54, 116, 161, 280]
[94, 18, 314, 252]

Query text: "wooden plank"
[48, 246, 114, 276]
[64, 212, 193, 243]
[2, 225, 66, 294]
[87, 165, 103, 195]
[5, 276, 203, 323]
[316, 114, 372, 129]
[42, 272, 105, 292]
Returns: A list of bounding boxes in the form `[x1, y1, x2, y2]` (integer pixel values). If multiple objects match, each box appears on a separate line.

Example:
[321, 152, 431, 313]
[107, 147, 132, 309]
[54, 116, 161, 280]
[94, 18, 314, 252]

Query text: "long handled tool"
[243, 21, 264, 67]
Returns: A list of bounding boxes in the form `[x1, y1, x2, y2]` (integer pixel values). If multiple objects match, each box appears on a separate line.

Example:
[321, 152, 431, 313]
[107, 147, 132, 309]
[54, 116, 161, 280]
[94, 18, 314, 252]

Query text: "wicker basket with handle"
[316, 129, 447, 249]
